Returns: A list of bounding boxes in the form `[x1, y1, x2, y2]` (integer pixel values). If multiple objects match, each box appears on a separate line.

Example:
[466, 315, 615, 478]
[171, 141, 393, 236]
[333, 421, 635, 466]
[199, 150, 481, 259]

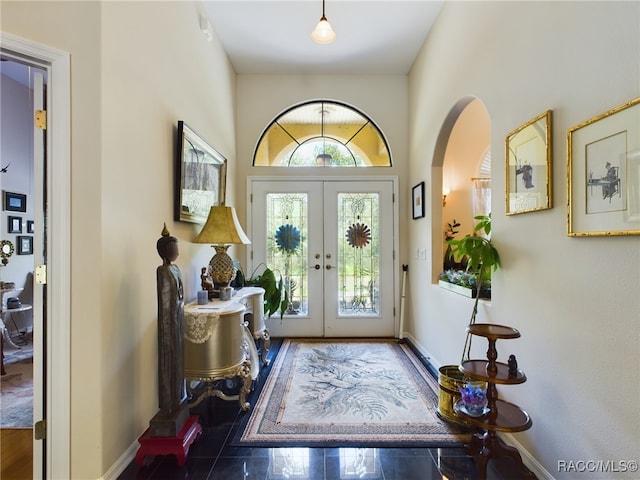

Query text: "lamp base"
[209, 245, 236, 291]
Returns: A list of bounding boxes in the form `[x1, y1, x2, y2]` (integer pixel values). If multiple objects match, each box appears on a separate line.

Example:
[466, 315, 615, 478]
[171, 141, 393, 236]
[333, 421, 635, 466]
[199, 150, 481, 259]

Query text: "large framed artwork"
[505, 110, 552, 215]
[174, 121, 227, 224]
[568, 97, 640, 236]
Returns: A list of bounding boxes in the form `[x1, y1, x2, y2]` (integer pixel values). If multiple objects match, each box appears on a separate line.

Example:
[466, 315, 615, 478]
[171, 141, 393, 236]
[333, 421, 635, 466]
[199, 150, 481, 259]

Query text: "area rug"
[234, 339, 472, 447]
[0, 337, 34, 428]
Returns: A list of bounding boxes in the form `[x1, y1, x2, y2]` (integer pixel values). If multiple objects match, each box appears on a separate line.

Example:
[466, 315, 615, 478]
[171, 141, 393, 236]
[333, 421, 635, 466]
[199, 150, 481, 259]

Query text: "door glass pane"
[338, 193, 379, 316]
[266, 193, 308, 316]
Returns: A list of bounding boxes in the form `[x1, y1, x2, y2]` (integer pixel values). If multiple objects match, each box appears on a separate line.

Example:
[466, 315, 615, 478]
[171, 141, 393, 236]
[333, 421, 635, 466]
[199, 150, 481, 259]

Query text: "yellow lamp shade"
[194, 206, 251, 245]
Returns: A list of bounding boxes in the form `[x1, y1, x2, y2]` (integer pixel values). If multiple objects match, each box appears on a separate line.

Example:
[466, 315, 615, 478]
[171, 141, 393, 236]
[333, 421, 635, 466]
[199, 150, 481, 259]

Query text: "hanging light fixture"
[311, 0, 336, 44]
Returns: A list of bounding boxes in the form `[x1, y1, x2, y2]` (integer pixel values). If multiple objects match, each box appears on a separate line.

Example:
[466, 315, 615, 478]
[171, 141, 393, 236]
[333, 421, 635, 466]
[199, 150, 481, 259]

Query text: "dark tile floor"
[118, 339, 525, 480]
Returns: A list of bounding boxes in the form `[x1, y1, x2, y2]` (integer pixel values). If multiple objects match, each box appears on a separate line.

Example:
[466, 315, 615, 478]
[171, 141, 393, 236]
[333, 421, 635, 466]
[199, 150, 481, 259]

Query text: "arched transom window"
[253, 100, 392, 167]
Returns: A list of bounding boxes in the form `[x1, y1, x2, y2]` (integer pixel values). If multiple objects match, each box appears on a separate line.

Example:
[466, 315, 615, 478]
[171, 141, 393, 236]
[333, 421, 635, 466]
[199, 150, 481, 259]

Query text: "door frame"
[246, 175, 400, 338]
[1, 32, 71, 479]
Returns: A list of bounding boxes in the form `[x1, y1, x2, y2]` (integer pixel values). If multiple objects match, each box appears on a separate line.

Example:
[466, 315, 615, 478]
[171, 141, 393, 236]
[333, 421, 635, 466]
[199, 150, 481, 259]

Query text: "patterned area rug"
[0, 335, 33, 428]
[235, 339, 472, 447]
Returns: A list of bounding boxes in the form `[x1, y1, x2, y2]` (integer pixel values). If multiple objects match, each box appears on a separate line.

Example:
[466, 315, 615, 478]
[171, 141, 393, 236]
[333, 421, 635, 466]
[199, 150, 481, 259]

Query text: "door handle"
[310, 264, 321, 270]
[326, 264, 335, 270]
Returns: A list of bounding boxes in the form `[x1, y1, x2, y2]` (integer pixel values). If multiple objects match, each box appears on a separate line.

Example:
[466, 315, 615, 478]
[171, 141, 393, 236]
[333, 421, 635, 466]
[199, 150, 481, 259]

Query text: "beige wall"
[100, 2, 237, 478]
[2, 1, 237, 478]
[408, 1, 639, 478]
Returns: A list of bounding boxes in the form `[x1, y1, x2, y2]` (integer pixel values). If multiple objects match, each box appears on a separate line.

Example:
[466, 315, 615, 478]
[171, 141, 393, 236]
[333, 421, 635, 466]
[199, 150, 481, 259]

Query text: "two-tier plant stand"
[454, 323, 537, 479]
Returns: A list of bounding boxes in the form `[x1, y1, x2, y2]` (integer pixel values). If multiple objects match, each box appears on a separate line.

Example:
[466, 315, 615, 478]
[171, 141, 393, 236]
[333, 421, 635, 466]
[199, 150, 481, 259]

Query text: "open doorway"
[1, 32, 71, 479]
[0, 57, 45, 479]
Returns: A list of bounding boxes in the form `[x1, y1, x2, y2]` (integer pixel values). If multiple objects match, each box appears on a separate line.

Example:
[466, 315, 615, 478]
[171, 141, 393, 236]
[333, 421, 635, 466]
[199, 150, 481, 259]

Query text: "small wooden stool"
[136, 415, 202, 467]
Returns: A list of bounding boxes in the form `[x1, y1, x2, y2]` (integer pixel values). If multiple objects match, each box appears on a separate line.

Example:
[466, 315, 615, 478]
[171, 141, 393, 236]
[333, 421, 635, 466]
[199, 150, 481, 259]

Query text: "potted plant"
[440, 218, 483, 297]
[443, 219, 461, 271]
[438, 269, 491, 299]
[243, 264, 288, 320]
[446, 213, 501, 364]
[442, 213, 499, 300]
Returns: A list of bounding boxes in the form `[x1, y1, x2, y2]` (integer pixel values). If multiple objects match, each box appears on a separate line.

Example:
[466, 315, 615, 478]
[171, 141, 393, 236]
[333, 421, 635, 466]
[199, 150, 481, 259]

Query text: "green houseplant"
[244, 264, 288, 320]
[444, 213, 500, 299]
[445, 214, 500, 363]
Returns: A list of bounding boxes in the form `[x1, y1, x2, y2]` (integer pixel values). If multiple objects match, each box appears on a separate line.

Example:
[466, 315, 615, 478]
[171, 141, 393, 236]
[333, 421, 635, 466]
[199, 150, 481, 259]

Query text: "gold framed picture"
[568, 98, 640, 236]
[505, 110, 552, 215]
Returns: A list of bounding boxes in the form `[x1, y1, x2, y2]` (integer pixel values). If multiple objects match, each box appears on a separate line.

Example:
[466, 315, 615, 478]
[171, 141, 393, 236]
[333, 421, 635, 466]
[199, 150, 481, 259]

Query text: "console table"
[183, 289, 266, 411]
[455, 323, 536, 480]
[233, 287, 270, 366]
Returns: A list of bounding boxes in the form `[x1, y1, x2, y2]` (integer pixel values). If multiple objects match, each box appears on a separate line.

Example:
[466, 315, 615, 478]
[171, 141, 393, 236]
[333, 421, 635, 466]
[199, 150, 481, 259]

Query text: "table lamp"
[194, 205, 251, 291]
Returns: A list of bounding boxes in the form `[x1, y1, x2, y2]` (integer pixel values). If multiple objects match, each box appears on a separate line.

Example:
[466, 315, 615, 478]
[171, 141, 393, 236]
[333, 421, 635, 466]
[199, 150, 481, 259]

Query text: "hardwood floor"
[0, 428, 32, 479]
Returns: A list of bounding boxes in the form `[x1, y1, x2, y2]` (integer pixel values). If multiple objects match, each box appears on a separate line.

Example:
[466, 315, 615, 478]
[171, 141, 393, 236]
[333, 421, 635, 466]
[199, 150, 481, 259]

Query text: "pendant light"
[311, 0, 336, 44]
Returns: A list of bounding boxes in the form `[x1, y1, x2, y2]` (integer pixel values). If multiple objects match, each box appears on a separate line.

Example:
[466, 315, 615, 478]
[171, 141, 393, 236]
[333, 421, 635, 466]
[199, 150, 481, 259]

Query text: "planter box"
[438, 280, 491, 299]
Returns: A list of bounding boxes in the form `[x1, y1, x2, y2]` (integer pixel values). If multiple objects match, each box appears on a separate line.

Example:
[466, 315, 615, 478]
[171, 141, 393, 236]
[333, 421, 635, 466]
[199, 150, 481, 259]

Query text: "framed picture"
[175, 121, 227, 224]
[27, 220, 34, 234]
[568, 97, 640, 236]
[412, 182, 425, 219]
[3, 191, 27, 213]
[8, 215, 22, 234]
[505, 110, 552, 215]
[17, 235, 33, 255]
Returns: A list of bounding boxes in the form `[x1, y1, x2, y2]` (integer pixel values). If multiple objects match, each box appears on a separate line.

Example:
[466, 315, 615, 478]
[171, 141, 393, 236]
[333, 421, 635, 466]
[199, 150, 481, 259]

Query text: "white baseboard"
[401, 332, 442, 371]
[101, 438, 138, 480]
[501, 432, 556, 480]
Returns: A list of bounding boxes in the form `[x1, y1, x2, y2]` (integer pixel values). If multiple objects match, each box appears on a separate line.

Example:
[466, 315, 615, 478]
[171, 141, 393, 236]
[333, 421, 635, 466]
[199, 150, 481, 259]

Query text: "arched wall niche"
[430, 97, 491, 282]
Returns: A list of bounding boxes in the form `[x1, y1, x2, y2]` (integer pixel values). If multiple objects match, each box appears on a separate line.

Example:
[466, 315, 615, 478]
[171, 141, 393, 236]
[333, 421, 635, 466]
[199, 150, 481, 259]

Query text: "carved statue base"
[136, 415, 202, 466]
[149, 403, 190, 437]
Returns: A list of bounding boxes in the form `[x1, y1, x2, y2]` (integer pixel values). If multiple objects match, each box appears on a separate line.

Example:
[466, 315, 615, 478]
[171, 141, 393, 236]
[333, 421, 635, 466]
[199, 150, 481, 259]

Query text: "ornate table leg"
[254, 328, 271, 366]
[238, 358, 252, 411]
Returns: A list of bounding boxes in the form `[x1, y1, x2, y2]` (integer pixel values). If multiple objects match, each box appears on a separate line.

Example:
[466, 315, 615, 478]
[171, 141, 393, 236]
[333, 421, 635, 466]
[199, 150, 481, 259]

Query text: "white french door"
[249, 179, 396, 338]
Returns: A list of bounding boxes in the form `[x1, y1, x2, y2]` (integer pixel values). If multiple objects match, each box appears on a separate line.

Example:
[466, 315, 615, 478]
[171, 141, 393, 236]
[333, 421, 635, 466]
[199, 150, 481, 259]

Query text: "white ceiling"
[1, 2, 443, 80]
[202, 1, 444, 75]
